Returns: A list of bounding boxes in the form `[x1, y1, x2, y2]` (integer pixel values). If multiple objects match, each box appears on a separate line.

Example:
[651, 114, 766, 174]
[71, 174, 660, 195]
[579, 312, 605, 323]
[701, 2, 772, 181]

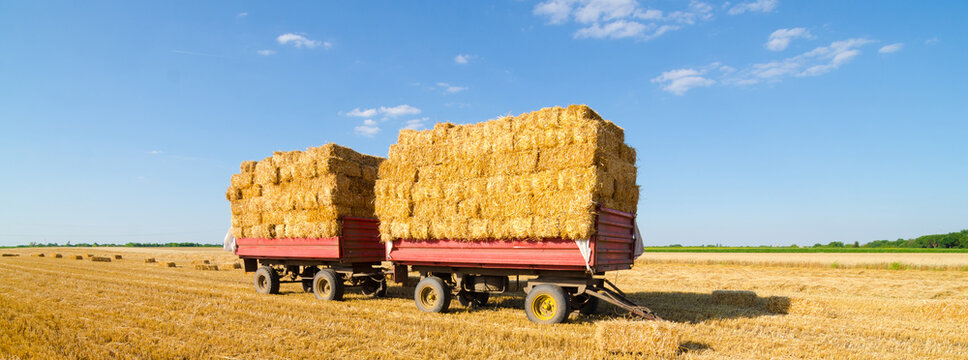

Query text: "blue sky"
[1, 1, 965, 246]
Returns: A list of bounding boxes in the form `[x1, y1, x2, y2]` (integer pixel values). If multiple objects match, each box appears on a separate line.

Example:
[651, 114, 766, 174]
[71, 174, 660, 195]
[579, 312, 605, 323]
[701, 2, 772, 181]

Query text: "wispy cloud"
[256, 49, 276, 56]
[533, 0, 718, 40]
[346, 108, 379, 118]
[727, 0, 777, 15]
[403, 117, 429, 130]
[277, 33, 327, 49]
[878, 43, 903, 54]
[655, 37, 875, 95]
[354, 119, 380, 137]
[454, 54, 473, 64]
[651, 64, 723, 95]
[765, 27, 813, 51]
[237, 12, 248, 18]
[924, 37, 940, 45]
[148, 150, 163, 155]
[346, 105, 422, 121]
[436, 82, 468, 94]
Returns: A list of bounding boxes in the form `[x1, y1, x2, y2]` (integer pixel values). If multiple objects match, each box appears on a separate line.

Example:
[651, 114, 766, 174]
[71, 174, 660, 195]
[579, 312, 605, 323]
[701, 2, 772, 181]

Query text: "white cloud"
[148, 150, 163, 155]
[256, 49, 276, 56]
[574, 20, 647, 39]
[378, 105, 421, 118]
[924, 37, 939, 45]
[651, 68, 716, 95]
[765, 27, 813, 51]
[454, 54, 472, 64]
[727, 0, 777, 15]
[346, 108, 379, 117]
[237, 12, 248, 18]
[403, 117, 429, 130]
[277, 33, 323, 48]
[534, 0, 722, 41]
[437, 82, 468, 94]
[878, 43, 903, 54]
[655, 38, 874, 94]
[354, 119, 380, 137]
[733, 38, 873, 84]
[322, 41, 333, 49]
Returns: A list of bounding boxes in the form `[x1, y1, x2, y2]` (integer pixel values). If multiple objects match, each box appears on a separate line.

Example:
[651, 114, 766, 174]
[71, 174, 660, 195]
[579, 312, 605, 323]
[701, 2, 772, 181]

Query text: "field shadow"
[619, 291, 789, 323]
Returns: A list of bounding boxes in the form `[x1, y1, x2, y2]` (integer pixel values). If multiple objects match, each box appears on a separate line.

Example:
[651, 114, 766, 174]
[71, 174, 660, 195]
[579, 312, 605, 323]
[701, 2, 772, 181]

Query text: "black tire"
[361, 278, 388, 298]
[525, 284, 569, 324]
[458, 291, 490, 308]
[301, 279, 314, 293]
[254, 266, 279, 295]
[414, 276, 451, 313]
[313, 269, 344, 301]
[578, 295, 600, 315]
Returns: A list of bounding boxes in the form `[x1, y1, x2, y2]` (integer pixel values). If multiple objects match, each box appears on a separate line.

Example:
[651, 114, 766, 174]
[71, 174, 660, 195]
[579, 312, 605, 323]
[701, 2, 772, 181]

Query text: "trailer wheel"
[301, 279, 313, 293]
[414, 276, 450, 313]
[361, 278, 387, 298]
[458, 291, 490, 308]
[525, 284, 569, 324]
[313, 269, 344, 301]
[254, 266, 280, 295]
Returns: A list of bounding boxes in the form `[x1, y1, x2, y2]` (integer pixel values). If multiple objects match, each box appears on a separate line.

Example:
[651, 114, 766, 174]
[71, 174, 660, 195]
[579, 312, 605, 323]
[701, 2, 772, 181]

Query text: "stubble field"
[1, 247, 966, 359]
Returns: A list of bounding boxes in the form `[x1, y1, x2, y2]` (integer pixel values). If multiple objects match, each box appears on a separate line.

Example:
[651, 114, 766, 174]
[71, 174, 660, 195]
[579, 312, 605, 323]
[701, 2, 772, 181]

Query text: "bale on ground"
[220, 262, 242, 270]
[711, 290, 758, 307]
[113, 255, 123, 260]
[32, 253, 45, 257]
[160, 262, 176, 268]
[190, 259, 210, 265]
[595, 320, 680, 358]
[74, 255, 83, 260]
[766, 296, 792, 314]
[91, 256, 112, 262]
[86, 254, 93, 258]
[144, 258, 156, 263]
[1, 254, 18, 257]
[194, 264, 219, 271]
[54, 254, 63, 258]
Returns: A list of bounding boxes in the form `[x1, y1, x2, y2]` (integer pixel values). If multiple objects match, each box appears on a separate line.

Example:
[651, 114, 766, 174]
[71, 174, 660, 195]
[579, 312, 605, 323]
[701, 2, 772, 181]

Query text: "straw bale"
[240, 160, 258, 173]
[230, 173, 253, 189]
[91, 256, 111, 262]
[1, 253, 18, 257]
[113, 255, 122, 260]
[160, 262, 176, 268]
[195, 264, 219, 271]
[73, 255, 83, 260]
[712, 290, 758, 307]
[220, 262, 242, 270]
[54, 254, 63, 258]
[32, 253, 44, 257]
[144, 258, 156, 263]
[595, 320, 680, 358]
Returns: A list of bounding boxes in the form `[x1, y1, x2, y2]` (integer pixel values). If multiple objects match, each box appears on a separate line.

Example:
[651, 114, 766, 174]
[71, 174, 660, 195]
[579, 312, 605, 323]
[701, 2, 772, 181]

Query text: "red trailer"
[235, 217, 388, 300]
[387, 207, 659, 324]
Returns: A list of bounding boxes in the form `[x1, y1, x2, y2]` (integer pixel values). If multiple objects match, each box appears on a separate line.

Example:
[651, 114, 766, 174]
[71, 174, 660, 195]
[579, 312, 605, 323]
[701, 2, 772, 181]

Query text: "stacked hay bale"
[375, 105, 637, 242]
[226, 143, 384, 239]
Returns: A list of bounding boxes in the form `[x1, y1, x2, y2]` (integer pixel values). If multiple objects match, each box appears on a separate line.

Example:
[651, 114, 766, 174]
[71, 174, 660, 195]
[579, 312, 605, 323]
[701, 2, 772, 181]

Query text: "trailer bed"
[235, 217, 383, 263]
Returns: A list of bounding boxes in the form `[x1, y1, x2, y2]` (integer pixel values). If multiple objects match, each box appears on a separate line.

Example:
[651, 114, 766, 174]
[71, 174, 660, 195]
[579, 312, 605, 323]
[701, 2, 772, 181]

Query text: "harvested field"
[0, 247, 966, 359]
[640, 252, 968, 270]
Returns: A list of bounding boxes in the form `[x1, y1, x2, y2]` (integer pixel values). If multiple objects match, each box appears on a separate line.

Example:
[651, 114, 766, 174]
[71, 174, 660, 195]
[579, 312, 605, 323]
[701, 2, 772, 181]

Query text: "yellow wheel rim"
[419, 286, 438, 308]
[531, 294, 557, 321]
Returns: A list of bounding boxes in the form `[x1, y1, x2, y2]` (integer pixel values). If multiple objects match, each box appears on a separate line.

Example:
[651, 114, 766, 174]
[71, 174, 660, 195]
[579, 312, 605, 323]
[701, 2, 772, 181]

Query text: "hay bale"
[766, 296, 791, 314]
[595, 320, 680, 358]
[74, 255, 83, 260]
[194, 264, 219, 271]
[375, 105, 637, 242]
[86, 254, 93, 258]
[91, 256, 111, 262]
[54, 254, 63, 258]
[227, 143, 384, 240]
[160, 262, 176, 268]
[711, 290, 758, 307]
[144, 257, 156, 263]
[1, 253, 18, 257]
[190, 259, 211, 265]
[113, 255, 123, 260]
[220, 262, 242, 270]
[32, 253, 45, 258]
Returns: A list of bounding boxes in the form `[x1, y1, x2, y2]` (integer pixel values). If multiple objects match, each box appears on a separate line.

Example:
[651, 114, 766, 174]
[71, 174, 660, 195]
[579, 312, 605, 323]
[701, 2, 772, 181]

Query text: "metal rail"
[583, 279, 662, 321]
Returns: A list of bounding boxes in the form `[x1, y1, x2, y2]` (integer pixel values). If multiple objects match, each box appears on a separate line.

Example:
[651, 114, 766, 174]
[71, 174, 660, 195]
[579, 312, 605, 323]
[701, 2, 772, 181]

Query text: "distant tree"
[813, 243, 823, 248]
[828, 241, 845, 248]
[852, 241, 859, 248]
